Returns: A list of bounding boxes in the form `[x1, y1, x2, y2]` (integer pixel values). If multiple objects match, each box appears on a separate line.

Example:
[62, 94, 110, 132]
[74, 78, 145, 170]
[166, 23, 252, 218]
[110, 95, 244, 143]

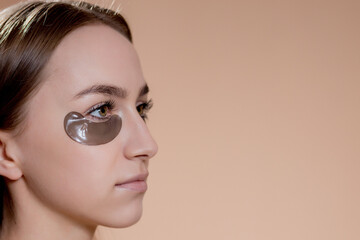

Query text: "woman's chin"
[100, 202, 144, 228]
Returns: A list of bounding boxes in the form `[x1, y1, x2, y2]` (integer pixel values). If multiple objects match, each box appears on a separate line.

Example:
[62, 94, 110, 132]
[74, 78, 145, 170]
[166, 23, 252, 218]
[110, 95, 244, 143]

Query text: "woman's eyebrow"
[139, 84, 149, 97]
[73, 84, 149, 99]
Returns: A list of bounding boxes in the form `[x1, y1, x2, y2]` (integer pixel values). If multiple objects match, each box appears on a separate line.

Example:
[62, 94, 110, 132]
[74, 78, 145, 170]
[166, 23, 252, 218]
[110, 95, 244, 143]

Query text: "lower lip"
[115, 180, 147, 192]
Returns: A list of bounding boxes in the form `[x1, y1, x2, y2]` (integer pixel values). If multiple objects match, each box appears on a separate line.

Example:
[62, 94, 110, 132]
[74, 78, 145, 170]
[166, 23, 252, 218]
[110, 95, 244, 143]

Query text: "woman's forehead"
[41, 24, 144, 98]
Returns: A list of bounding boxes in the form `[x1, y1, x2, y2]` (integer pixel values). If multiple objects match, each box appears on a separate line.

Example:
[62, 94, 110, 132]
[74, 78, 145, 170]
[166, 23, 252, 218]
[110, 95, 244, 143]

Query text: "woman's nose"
[121, 114, 158, 161]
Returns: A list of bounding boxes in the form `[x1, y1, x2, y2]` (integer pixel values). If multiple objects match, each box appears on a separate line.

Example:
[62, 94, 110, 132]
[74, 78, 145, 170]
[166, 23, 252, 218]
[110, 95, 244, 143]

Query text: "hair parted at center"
[0, 0, 132, 232]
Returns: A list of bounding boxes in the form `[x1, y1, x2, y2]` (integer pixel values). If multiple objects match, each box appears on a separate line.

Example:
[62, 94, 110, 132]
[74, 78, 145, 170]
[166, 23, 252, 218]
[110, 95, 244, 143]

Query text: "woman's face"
[11, 24, 158, 227]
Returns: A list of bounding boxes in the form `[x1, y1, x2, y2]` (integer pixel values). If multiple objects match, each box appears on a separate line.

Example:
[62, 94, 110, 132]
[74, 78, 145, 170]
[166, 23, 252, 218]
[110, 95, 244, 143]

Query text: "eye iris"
[137, 105, 144, 115]
[99, 106, 108, 116]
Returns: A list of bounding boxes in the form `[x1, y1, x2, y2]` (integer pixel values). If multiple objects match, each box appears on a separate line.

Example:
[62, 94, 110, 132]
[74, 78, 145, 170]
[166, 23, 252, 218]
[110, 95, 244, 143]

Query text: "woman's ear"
[0, 131, 23, 181]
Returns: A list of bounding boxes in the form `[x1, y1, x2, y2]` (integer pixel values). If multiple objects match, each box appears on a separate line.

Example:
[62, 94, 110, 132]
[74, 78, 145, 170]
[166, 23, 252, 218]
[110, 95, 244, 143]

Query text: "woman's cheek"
[21, 132, 106, 205]
[26, 145, 112, 214]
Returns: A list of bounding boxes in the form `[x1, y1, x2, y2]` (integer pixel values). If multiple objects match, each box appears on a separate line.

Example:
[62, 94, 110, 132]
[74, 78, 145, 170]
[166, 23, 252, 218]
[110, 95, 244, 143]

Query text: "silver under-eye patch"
[64, 112, 122, 145]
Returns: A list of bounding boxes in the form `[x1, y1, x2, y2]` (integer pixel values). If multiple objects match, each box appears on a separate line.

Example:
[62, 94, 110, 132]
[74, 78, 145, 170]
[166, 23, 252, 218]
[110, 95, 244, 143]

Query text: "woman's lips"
[115, 180, 147, 192]
[115, 172, 149, 192]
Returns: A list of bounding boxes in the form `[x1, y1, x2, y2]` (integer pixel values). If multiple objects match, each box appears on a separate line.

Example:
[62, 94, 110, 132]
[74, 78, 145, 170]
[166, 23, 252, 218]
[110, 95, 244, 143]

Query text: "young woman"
[0, 1, 158, 239]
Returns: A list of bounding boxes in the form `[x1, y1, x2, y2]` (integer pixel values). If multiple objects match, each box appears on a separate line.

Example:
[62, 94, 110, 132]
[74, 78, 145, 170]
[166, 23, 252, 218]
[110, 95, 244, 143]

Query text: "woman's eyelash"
[137, 99, 153, 121]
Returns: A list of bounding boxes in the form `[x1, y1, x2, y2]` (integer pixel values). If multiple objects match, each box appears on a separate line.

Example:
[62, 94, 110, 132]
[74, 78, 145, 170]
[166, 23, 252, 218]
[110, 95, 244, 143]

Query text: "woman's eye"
[137, 99, 153, 121]
[86, 100, 115, 120]
[90, 105, 109, 118]
[137, 104, 144, 116]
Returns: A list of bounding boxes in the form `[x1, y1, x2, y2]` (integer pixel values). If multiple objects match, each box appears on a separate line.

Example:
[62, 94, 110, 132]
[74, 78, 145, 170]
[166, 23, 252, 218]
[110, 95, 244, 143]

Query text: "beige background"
[1, 0, 360, 239]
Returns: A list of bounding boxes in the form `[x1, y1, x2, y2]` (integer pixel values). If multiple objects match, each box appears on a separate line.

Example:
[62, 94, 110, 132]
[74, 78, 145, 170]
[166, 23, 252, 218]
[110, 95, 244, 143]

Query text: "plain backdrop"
[1, 0, 359, 239]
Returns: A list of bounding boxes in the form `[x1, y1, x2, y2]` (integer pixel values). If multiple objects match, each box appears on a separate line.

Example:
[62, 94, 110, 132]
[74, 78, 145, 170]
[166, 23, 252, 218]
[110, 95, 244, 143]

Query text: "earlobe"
[0, 132, 23, 181]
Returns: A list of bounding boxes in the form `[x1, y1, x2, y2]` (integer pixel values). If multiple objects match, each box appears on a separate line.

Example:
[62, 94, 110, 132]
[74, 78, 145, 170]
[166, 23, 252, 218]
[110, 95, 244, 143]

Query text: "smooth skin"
[0, 24, 158, 240]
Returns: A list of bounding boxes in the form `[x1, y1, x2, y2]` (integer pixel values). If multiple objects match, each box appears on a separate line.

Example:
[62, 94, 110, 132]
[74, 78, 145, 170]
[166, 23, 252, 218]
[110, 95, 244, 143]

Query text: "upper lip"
[116, 172, 149, 185]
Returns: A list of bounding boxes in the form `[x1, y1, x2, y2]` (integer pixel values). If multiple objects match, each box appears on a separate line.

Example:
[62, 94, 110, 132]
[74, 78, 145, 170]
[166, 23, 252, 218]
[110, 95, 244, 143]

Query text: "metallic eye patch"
[64, 112, 122, 145]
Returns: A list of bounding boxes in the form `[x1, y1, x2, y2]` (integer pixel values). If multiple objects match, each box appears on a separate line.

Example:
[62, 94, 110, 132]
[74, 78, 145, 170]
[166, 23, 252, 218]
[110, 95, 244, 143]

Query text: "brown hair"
[0, 0, 132, 231]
